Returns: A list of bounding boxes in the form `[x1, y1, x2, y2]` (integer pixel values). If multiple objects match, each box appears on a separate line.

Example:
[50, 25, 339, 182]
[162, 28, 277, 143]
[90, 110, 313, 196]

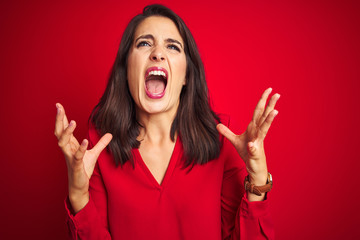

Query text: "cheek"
[180, 57, 187, 85]
[173, 56, 187, 85]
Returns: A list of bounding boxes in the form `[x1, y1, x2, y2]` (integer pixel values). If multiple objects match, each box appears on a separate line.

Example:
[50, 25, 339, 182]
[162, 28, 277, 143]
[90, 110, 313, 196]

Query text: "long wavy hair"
[90, 4, 221, 168]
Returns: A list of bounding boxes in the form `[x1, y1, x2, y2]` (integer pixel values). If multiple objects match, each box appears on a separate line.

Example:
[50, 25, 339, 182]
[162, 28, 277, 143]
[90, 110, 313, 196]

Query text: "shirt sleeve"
[220, 116, 275, 240]
[64, 127, 111, 240]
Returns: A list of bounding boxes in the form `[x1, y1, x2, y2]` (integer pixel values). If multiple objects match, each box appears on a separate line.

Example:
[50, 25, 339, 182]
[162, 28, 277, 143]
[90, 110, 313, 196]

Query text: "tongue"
[146, 79, 165, 94]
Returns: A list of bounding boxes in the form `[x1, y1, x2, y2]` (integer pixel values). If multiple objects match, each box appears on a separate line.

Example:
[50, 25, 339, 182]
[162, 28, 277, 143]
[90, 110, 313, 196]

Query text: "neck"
[136, 109, 177, 145]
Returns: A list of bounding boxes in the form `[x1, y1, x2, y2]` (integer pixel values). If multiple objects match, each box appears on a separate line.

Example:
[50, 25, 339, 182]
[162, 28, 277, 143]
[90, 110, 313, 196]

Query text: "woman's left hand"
[217, 88, 280, 190]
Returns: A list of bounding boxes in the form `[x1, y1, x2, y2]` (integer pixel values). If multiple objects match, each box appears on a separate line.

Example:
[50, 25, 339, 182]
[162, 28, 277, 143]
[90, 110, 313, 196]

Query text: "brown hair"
[90, 4, 220, 167]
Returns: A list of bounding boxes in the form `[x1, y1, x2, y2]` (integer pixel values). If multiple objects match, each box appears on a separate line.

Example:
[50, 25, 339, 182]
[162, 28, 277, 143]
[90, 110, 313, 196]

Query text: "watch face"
[268, 173, 273, 183]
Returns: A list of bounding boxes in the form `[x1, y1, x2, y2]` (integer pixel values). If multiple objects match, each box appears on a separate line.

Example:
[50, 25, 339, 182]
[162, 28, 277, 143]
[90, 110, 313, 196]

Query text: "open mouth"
[145, 67, 168, 99]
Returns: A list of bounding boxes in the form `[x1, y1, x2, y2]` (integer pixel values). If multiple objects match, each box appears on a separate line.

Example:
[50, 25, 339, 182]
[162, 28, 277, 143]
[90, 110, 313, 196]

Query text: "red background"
[1, 0, 359, 239]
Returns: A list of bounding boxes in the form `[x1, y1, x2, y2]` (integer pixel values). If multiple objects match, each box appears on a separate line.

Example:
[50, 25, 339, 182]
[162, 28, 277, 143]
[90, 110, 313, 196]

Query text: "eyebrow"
[135, 34, 183, 49]
[165, 38, 183, 49]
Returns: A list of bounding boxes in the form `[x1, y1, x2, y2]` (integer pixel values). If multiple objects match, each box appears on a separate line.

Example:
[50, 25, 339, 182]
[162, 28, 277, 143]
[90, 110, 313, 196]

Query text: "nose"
[150, 46, 165, 62]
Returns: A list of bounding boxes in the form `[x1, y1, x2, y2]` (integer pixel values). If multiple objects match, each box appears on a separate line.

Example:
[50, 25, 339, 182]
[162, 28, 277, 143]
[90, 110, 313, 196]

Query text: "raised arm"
[219, 88, 279, 239]
[54, 103, 112, 212]
[55, 103, 113, 239]
[217, 88, 280, 201]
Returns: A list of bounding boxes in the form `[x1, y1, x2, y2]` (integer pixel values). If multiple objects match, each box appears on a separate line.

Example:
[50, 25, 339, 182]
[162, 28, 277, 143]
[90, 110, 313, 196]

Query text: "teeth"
[148, 70, 166, 78]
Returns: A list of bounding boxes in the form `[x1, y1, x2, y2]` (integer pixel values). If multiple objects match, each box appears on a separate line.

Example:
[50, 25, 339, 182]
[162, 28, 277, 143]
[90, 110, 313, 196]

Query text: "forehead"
[134, 16, 183, 43]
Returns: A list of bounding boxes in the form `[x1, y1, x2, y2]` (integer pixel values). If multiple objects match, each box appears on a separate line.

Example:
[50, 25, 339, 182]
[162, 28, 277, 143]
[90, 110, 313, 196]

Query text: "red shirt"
[65, 117, 274, 239]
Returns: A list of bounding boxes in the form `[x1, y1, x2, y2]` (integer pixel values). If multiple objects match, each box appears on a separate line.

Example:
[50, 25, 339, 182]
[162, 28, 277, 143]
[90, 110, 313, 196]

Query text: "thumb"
[216, 123, 237, 145]
[90, 133, 113, 158]
[247, 141, 257, 157]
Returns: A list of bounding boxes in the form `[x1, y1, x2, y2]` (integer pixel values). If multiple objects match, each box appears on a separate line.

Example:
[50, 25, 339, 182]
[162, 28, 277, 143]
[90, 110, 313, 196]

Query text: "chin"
[142, 102, 169, 114]
[140, 96, 179, 116]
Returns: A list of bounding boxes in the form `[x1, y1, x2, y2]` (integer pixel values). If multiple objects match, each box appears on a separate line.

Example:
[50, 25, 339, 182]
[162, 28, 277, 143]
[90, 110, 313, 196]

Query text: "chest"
[138, 140, 175, 185]
[100, 145, 225, 239]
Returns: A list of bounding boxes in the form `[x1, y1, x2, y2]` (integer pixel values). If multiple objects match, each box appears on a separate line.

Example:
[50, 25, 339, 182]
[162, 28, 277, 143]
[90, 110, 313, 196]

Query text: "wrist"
[69, 191, 89, 214]
[244, 172, 273, 201]
[248, 171, 268, 186]
[247, 191, 266, 202]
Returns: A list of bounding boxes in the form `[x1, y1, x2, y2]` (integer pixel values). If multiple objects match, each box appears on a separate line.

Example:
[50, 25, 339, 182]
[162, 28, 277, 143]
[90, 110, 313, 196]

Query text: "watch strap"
[244, 172, 273, 196]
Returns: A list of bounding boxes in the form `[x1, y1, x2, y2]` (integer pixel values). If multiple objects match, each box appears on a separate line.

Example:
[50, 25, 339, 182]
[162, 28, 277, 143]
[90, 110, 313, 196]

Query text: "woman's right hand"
[54, 103, 112, 213]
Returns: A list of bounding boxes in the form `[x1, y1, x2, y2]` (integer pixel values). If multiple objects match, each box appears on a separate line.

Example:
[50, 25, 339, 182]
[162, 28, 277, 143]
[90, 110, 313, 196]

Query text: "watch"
[244, 172, 273, 196]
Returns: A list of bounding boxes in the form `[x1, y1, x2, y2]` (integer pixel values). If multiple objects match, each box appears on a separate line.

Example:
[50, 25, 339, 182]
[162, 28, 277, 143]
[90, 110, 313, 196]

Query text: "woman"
[55, 4, 279, 240]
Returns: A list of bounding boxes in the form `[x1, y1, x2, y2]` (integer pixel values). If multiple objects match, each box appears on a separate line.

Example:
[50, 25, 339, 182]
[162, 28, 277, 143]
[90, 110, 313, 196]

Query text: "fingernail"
[69, 120, 74, 127]
[56, 104, 60, 114]
[274, 110, 279, 116]
[81, 140, 87, 147]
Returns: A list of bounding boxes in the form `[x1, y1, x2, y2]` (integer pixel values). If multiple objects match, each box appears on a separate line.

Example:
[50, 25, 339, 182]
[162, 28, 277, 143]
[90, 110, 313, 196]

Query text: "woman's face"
[127, 16, 186, 117]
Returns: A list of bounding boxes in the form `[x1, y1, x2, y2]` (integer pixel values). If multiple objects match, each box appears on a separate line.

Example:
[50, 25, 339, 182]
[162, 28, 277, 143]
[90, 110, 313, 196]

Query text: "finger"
[63, 111, 70, 129]
[252, 88, 272, 124]
[54, 103, 70, 138]
[58, 120, 76, 148]
[90, 133, 113, 157]
[59, 103, 70, 128]
[216, 123, 237, 145]
[258, 93, 280, 126]
[74, 139, 89, 163]
[258, 109, 278, 140]
[54, 103, 65, 138]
